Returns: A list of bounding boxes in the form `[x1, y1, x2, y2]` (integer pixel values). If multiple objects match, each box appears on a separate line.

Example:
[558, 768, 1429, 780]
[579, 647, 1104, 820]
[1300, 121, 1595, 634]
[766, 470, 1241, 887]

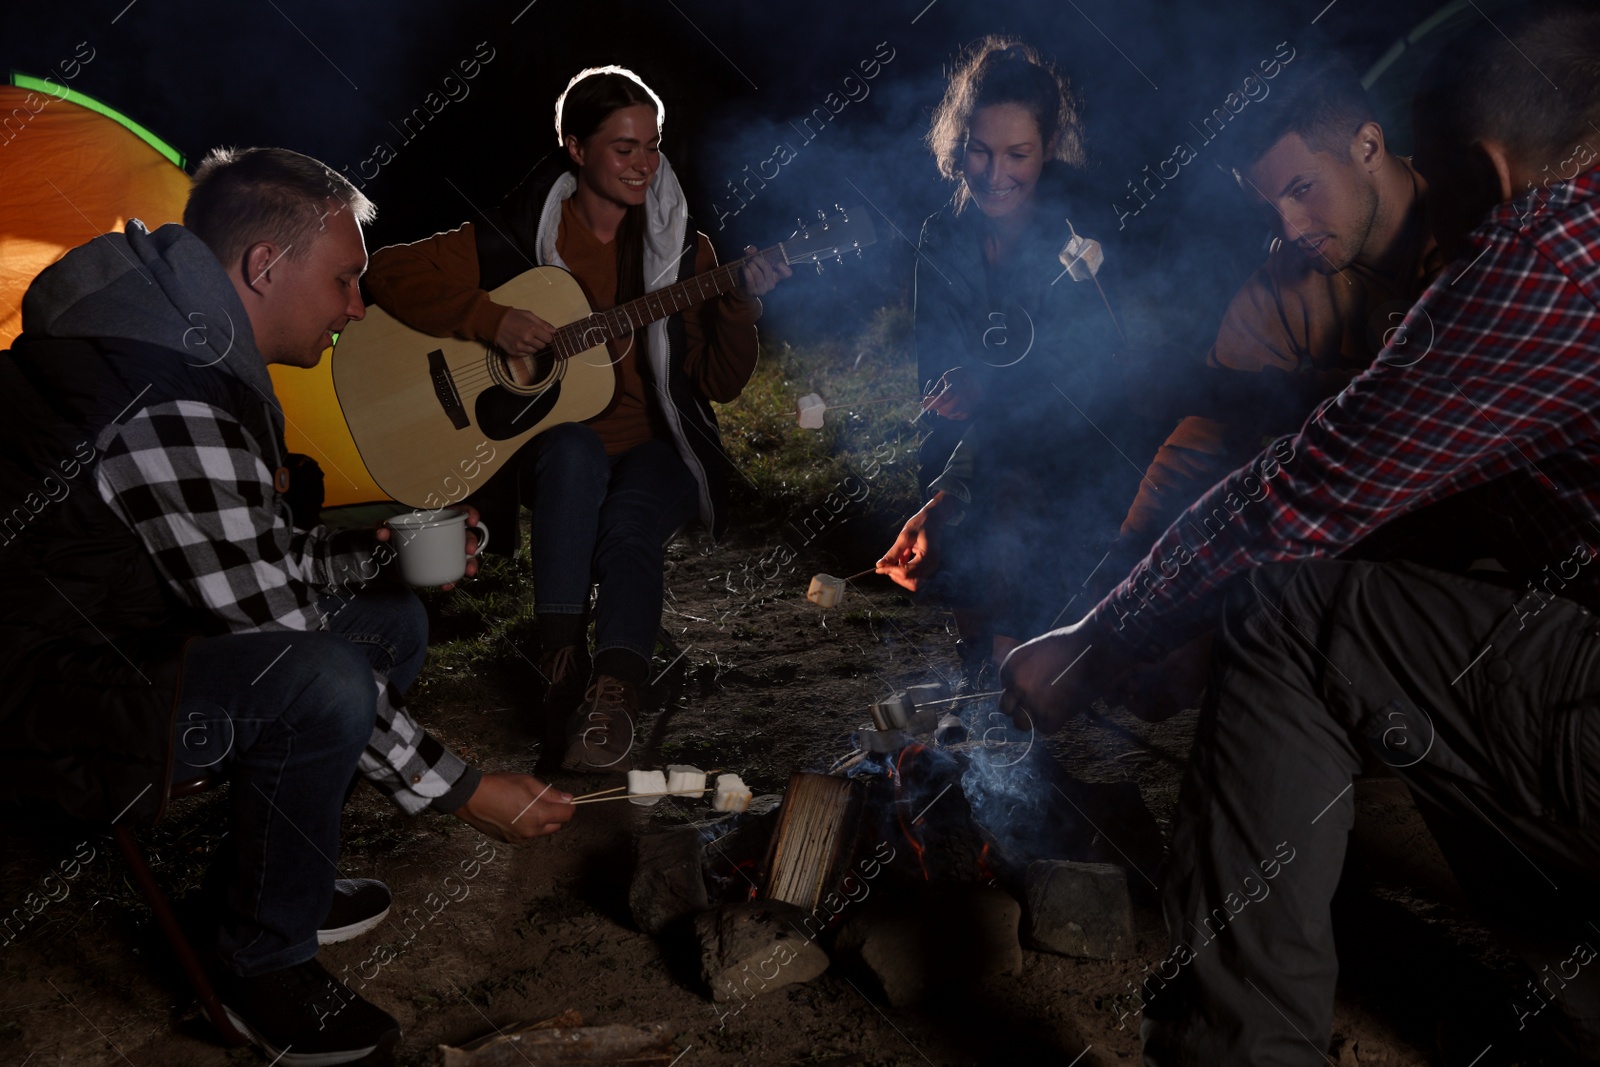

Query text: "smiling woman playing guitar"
[365, 65, 790, 774]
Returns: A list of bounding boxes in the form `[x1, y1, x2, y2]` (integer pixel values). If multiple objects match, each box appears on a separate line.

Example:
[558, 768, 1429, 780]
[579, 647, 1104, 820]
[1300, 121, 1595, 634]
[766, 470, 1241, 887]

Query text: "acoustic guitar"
[331, 208, 875, 507]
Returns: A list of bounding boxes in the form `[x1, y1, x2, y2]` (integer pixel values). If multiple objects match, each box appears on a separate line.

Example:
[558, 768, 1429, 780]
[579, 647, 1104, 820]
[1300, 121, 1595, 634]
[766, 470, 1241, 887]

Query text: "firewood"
[760, 772, 862, 911]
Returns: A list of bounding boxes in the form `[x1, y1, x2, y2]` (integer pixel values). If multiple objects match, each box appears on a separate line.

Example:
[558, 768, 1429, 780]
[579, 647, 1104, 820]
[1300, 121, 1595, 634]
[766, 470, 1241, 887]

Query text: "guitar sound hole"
[500, 348, 559, 391]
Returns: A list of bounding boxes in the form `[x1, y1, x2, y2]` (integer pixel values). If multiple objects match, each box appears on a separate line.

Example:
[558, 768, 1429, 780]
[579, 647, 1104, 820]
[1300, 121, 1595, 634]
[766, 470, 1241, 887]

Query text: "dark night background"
[0, 0, 1511, 350]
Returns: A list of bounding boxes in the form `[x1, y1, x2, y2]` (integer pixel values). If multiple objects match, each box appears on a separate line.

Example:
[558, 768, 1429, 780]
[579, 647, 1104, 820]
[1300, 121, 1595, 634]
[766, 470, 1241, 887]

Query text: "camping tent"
[0, 75, 386, 507]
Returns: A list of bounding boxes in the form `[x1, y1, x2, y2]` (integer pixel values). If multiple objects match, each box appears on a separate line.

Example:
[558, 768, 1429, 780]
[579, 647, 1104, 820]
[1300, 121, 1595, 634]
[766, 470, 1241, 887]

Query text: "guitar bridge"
[427, 349, 469, 430]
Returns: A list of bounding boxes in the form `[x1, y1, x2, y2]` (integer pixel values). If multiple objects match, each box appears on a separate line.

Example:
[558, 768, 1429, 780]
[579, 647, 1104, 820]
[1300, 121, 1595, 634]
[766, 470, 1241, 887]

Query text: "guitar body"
[331, 208, 874, 507]
[331, 266, 618, 507]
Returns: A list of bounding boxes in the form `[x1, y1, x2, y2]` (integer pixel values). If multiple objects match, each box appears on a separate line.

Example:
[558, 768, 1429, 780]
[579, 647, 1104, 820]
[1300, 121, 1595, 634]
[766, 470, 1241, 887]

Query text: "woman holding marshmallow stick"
[876, 38, 1159, 680]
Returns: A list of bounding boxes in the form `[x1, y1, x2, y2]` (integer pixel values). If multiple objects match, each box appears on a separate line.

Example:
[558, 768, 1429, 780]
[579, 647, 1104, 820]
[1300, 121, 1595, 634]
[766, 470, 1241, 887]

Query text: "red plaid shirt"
[1097, 165, 1600, 658]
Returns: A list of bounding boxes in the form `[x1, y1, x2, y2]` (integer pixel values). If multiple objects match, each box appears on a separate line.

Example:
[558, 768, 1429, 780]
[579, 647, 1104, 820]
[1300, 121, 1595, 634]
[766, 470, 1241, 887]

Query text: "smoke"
[956, 701, 1058, 869]
[1, 0, 1475, 622]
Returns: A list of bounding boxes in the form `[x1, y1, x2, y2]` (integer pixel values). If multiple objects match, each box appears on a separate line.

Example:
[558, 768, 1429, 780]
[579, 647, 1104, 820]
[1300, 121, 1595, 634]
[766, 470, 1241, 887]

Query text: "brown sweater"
[1120, 166, 1443, 543]
[364, 214, 762, 455]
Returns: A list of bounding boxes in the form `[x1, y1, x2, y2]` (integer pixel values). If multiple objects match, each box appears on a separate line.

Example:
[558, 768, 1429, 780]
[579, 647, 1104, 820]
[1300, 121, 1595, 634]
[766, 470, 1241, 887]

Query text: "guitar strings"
[434, 233, 822, 396]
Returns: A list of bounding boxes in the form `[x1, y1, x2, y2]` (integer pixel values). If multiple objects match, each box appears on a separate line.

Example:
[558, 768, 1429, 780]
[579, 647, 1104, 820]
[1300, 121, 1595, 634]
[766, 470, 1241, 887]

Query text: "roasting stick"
[905, 689, 1004, 709]
[861, 688, 1185, 767]
[568, 785, 627, 802]
[826, 393, 924, 409]
[841, 568, 877, 583]
[570, 787, 714, 805]
[570, 766, 728, 805]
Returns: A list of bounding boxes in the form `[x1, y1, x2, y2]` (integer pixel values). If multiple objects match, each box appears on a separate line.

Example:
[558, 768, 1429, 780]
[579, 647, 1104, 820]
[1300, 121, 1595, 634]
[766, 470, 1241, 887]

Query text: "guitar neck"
[548, 243, 784, 361]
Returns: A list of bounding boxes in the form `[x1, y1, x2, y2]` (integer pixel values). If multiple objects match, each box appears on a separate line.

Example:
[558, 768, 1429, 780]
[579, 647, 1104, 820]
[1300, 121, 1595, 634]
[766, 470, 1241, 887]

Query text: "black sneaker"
[317, 879, 391, 945]
[219, 958, 400, 1066]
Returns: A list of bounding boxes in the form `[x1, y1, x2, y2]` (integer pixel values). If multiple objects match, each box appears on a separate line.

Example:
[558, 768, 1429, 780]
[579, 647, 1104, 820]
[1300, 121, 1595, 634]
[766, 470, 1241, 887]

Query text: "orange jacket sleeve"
[681, 234, 761, 403]
[364, 222, 511, 345]
[1120, 264, 1297, 543]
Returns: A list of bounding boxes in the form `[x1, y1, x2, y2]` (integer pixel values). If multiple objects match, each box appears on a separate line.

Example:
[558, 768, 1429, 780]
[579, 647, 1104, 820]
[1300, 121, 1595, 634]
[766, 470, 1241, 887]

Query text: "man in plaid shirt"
[1003, 8, 1600, 1064]
[2, 147, 573, 1064]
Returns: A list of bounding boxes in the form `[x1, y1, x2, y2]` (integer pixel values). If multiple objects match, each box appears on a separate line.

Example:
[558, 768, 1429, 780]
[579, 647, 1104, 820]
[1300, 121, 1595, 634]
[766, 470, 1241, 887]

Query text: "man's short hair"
[184, 147, 376, 267]
[1416, 2, 1600, 168]
[1221, 54, 1376, 177]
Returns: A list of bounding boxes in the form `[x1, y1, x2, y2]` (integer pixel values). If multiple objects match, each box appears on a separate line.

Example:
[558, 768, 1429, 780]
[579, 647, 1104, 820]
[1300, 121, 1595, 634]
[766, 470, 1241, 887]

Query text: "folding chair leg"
[112, 826, 249, 1047]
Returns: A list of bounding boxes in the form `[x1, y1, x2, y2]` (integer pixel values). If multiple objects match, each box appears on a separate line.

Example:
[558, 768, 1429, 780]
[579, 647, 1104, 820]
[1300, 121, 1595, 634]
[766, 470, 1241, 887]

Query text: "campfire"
[624, 680, 1167, 1010]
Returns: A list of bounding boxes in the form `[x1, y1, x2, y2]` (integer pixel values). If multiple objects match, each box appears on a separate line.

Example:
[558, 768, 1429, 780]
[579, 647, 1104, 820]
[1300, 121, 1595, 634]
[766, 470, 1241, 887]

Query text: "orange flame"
[891, 743, 931, 880]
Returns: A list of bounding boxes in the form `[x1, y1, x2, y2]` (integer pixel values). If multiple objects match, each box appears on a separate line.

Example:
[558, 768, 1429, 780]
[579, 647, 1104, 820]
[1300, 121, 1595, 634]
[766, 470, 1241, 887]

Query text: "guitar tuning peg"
[855, 248, 863, 257]
[817, 209, 826, 220]
[814, 262, 824, 275]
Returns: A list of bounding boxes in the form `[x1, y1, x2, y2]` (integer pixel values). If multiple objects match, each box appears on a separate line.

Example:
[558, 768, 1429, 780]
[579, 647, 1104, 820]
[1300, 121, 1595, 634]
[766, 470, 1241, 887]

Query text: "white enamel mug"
[384, 506, 489, 587]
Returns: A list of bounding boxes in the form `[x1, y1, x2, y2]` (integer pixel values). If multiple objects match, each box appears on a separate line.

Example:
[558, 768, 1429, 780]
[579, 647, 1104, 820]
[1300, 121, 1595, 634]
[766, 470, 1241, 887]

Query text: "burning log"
[437, 1013, 677, 1066]
[760, 772, 863, 912]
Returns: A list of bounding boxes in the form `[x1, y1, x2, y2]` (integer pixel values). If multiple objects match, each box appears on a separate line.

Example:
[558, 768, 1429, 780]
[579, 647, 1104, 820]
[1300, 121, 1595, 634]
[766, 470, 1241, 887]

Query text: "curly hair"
[926, 37, 1084, 211]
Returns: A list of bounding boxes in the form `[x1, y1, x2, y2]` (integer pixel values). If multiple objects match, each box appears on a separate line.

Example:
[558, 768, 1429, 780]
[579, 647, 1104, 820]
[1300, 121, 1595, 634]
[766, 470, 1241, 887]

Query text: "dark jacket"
[0, 223, 285, 827]
[912, 163, 1160, 516]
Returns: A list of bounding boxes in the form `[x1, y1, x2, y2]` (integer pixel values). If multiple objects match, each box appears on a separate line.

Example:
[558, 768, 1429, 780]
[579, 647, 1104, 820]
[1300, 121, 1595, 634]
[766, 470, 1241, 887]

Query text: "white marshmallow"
[797, 393, 826, 429]
[626, 769, 667, 806]
[807, 573, 845, 608]
[713, 773, 753, 813]
[1059, 233, 1104, 281]
[665, 764, 706, 796]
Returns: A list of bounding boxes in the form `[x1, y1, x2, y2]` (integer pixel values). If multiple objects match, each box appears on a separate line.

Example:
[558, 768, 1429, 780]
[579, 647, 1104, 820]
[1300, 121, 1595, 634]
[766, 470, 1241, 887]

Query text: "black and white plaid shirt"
[95, 398, 476, 814]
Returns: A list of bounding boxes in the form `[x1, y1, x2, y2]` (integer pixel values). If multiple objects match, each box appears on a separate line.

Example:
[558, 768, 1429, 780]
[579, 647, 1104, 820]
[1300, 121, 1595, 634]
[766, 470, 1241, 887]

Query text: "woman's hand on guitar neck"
[738, 244, 793, 299]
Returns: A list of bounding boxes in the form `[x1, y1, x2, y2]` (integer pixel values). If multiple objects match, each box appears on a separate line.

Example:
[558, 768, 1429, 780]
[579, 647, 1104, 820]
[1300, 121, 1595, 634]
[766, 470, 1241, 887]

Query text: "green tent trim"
[9, 71, 186, 168]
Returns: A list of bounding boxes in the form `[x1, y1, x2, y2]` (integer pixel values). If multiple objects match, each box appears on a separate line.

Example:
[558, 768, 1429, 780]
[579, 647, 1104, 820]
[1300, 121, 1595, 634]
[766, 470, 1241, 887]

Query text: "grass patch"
[717, 304, 921, 528]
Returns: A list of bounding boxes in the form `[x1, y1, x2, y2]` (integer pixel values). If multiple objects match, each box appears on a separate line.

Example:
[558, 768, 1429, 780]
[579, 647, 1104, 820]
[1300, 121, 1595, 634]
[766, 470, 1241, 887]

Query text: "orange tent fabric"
[0, 83, 189, 347]
[0, 81, 387, 506]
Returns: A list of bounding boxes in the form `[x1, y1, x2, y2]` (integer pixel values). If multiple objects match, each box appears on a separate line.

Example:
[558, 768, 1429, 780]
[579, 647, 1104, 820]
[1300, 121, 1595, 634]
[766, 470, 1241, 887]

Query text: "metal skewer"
[895, 689, 1003, 709]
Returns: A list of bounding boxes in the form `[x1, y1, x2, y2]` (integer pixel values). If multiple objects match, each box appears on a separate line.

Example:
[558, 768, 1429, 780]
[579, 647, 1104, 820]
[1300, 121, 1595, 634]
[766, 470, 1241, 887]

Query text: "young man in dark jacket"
[0, 146, 573, 1065]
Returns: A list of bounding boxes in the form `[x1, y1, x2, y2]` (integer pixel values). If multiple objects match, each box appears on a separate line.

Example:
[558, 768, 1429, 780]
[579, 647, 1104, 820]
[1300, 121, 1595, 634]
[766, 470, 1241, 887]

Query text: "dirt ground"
[0, 480, 1526, 1067]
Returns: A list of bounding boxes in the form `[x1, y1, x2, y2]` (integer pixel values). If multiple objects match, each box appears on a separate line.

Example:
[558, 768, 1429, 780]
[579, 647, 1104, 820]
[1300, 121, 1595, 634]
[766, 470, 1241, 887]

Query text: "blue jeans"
[172, 587, 426, 977]
[520, 423, 699, 663]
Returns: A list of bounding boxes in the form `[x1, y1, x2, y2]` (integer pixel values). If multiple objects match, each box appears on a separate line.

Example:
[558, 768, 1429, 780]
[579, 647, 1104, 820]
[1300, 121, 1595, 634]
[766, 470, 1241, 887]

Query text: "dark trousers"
[1143, 560, 1600, 1064]
[172, 588, 427, 977]
[518, 423, 698, 663]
